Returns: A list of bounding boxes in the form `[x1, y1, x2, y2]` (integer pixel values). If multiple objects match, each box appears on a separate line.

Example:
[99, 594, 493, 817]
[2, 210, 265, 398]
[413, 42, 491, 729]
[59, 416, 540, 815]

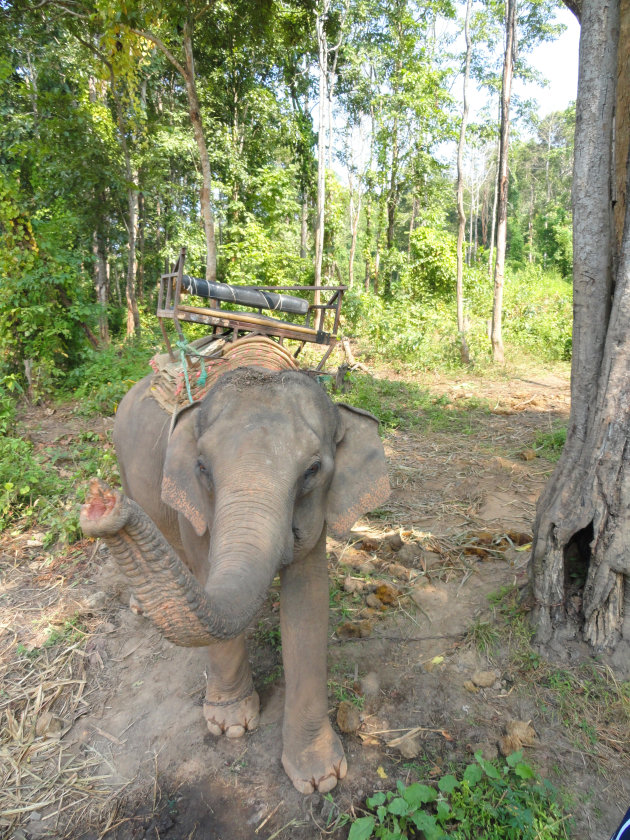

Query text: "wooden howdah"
[157, 247, 346, 371]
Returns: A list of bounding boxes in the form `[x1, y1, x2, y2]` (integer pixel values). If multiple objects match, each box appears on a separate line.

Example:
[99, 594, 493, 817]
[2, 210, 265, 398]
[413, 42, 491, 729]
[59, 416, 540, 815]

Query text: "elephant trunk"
[203, 479, 293, 632]
[80, 479, 273, 646]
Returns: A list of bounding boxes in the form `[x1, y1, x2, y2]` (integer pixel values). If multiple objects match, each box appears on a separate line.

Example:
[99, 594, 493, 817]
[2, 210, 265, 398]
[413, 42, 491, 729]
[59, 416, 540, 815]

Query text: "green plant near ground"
[0, 436, 59, 530]
[536, 663, 630, 752]
[254, 620, 282, 650]
[0, 428, 118, 543]
[42, 615, 86, 648]
[328, 677, 365, 709]
[465, 618, 500, 653]
[64, 332, 161, 416]
[347, 752, 571, 839]
[339, 373, 489, 435]
[534, 426, 567, 461]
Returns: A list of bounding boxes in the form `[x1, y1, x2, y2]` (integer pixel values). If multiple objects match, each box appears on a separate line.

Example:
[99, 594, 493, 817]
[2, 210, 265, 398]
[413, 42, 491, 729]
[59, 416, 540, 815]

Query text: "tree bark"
[125, 172, 140, 338]
[488, 149, 499, 276]
[110, 76, 140, 337]
[137, 191, 145, 303]
[92, 229, 109, 344]
[348, 181, 361, 288]
[531, 0, 630, 656]
[182, 21, 217, 284]
[314, 5, 328, 306]
[300, 190, 309, 260]
[491, 0, 517, 363]
[456, 0, 472, 365]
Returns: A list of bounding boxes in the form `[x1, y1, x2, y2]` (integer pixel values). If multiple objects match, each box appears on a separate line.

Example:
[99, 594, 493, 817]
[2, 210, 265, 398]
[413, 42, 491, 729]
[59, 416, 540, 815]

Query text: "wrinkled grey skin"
[112, 367, 389, 794]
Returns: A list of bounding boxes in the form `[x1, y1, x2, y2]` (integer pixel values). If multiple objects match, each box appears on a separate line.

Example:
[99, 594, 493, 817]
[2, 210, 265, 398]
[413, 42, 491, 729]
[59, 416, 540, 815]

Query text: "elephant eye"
[196, 459, 210, 480]
[303, 460, 321, 482]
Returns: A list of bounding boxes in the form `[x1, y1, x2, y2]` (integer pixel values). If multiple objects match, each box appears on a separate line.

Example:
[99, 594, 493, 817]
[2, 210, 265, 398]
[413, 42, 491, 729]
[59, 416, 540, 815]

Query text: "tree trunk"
[125, 172, 140, 337]
[300, 190, 309, 259]
[481, 175, 489, 249]
[491, 0, 516, 363]
[531, 0, 630, 657]
[488, 150, 499, 275]
[348, 185, 361, 288]
[314, 5, 328, 306]
[137, 191, 145, 302]
[386, 115, 400, 254]
[110, 74, 140, 337]
[92, 229, 109, 344]
[364, 192, 372, 291]
[456, 0, 472, 365]
[182, 22, 217, 284]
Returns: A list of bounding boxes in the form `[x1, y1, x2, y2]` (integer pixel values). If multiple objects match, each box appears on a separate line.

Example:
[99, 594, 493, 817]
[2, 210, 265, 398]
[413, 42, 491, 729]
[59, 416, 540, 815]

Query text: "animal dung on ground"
[356, 535, 381, 552]
[499, 719, 537, 755]
[505, 719, 537, 745]
[386, 532, 404, 552]
[336, 620, 374, 639]
[386, 562, 412, 580]
[471, 669, 499, 688]
[373, 582, 400, 605]
[393, 732, 421, 758]
[336, 700, 361, 733]
[365, 593, 385, 610]
[343, 576, 366, 595]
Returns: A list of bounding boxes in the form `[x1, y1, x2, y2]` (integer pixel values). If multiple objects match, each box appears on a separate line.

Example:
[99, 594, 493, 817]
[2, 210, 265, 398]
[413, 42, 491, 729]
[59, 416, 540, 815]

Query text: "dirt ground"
[2, 362, 630, 840]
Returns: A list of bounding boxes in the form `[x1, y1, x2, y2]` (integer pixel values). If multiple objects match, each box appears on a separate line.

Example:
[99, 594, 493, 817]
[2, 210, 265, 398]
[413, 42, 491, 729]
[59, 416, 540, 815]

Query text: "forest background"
[0, 0, 576, 402]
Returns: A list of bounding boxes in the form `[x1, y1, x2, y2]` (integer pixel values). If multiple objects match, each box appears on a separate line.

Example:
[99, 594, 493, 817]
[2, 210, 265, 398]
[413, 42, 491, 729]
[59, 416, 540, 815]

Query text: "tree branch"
[129, 28, 188, 80]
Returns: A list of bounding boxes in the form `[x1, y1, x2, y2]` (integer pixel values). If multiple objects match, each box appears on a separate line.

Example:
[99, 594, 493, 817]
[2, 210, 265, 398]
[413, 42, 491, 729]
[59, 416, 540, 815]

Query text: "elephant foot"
[203, 686, 260, 739]
[282, 722, 347, 794]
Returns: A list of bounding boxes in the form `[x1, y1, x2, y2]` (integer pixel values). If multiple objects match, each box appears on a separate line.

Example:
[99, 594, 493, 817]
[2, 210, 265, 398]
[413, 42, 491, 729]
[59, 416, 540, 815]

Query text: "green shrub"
[64, 336, 158, 416]
[405, 227, 458, 297]
[347, 752, 570, 840]
[0, 436, 57, 529]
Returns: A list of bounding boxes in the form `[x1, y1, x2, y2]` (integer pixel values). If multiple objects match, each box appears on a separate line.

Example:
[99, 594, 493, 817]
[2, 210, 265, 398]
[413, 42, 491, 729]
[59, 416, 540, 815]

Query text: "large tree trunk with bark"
[531, 0, 630, 662]
[92, 229, 109, 344]
[110, 75, 140, 337]
[456, 0, 472, 366]
[491, 0, 516, 363]
[314, 5, 329, 307]
[182, 22, 217, 284]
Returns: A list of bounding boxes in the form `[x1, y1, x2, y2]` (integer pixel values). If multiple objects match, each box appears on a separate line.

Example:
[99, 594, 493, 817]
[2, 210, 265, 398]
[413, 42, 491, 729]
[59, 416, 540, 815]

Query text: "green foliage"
[501, 266, 573, 361]
[550, 221, 573, 279]
[0, 436, 58, 531]
[405, 227, 458, 298]
[338, 372, 489, 434]
[343, 289, 464, 370]
[64, 336, 159, 416]
[535, 426, 567, 461]
[0, 425, 118, 544]
[220, 215, 312, 287]
[347, 753, 570, 839]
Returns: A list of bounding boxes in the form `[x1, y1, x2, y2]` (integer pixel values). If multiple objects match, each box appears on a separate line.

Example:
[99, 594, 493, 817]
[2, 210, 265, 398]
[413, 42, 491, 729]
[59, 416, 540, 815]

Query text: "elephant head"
[82, 368, 390, 647]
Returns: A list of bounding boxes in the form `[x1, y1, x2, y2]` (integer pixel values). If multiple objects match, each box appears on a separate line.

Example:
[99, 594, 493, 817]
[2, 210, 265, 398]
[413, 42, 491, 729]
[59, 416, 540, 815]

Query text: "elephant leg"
[280, 530, 347, 794]
[203, 635, 260, 738]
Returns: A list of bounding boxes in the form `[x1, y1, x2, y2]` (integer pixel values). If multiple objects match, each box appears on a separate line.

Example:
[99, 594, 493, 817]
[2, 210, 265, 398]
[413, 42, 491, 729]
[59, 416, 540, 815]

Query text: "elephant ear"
[327, 404, 390, 539]
[161, 404, 208, 536]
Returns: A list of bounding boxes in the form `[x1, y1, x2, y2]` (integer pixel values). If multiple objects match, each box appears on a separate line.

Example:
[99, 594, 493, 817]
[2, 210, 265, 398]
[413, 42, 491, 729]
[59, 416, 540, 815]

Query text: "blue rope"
[175, 339, 208, 403]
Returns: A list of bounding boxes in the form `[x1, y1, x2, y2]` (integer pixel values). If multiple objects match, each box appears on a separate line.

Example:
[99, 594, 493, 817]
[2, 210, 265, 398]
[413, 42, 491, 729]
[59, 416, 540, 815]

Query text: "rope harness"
[149, 335, 299, 414]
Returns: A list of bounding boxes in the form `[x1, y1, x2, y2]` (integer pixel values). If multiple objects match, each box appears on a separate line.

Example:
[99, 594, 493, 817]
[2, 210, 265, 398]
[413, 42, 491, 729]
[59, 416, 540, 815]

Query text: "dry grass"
[0, 546, 123, 838]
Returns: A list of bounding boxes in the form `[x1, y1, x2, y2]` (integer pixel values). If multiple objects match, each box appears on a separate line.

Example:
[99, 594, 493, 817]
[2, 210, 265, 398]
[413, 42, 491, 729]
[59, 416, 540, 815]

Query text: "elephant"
[80, 365, 390, 794]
